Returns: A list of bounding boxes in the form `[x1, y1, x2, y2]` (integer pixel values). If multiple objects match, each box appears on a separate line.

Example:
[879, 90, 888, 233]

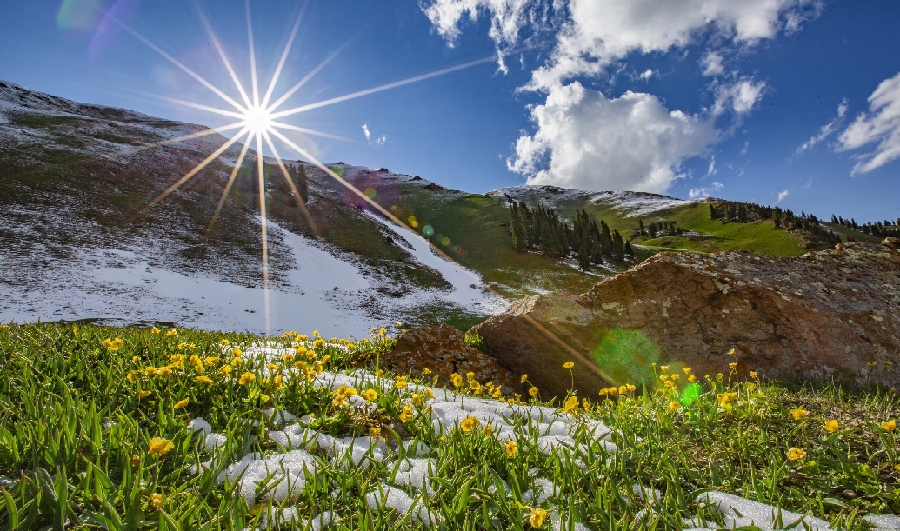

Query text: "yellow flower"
[220, 339, 230, 346]
[102, 338, 124, 350]
[260, 394, 270, 404]
[750, 371, 759, 379]
[174, 398, 189, 408]
[506, 441, 518, 457]
[617, 385, 627, 396]
[727, 348, 736, 356]
[282, 354, 294, 363]
[361, 389, 378, 401]
[273, 375, 283, 389]
[166, 329, 178, 337]
[137, 390, 152, 400]
[395, 377, 409, 390]
[728, 362, 738, 369]
[150, 327, 160, 335]
[563, 395, 579, 414]
[682, 367, 692, 374]
[529, 507, 548, 528]
[157, 367, 172, 377]
[424, 388, 434, 399]
[238, 372, 256, 385]
[369, 427, 381, 437]
[460, 416, 479, 433]
[131, 355, 140, 363]
[150, 493, 164, 509]
[626, 384, 636, 392]
[868, 361, 878, 367]
[688, 374, 697, 382]
[230, 357, 243, 367]
[563, 362, 574, 369]
[220, 365, 232, 377]
[599, 388, 609, 396]
[670, 374, 680, 382]
[787, 448, 806, 461]
[528, 386, 539, 397]
[411, 393, 424, 406]
[451, 374, 463, 388]
[669, 401, 681, 411]
[131, 454, 140, 468]
[145, 366, 158, 377]
[790, 407, 808, 421]
[660, 365, 670, 372]
[196, 375, 213, 385]
[823, 420, 840, 433]
[423, 368, 432, 375]
[659, 374, 669, 381]
[231, 348, 243, 357]
[882, 419, 897, 431]
[148, 437, 174, 457]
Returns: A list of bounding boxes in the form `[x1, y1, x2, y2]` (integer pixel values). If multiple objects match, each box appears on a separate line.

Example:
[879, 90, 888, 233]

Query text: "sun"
[241, 106, 273, 136]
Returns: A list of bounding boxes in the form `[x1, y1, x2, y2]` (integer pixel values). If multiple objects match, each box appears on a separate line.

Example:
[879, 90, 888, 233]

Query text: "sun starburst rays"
[117, 1, 494, 333]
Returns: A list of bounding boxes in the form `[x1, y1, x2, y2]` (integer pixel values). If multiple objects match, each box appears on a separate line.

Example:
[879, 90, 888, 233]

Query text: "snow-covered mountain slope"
[0, 81, 506, 334]
[486, 184, 702, 218]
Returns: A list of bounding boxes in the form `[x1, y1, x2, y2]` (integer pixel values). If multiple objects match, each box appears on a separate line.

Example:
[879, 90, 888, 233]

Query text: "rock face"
[379, 324, 518, 394]
[472, 241, 900, 399]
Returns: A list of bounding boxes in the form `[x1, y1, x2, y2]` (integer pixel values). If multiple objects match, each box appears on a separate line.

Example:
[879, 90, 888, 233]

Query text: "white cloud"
[794, 98, 848, 155]
[362, 123, 371, 142]
[507, 82, 717, 193]
[638, 69, 656, 81]
[707, 155, 717, 176]
[776, 188, 790, 202]
[423, 0, 816, 192]
[377, 134, 387, 145]
[689, 181, 724, 198]
[837, 72, 900, 174]
[713, 79, 767, 116]
[701, 52, 725, 77]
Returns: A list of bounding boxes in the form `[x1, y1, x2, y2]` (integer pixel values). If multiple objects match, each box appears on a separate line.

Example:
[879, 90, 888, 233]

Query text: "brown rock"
[471, 243, 900, 399]
[379, 324, 518, 394]
[883, 237, 900, 250]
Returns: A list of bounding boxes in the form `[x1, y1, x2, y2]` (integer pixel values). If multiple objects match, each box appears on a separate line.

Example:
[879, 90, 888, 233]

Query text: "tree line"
[710, 201, 840, 246]
[830, 215, 900, 238]
[509, 202, 632, 268]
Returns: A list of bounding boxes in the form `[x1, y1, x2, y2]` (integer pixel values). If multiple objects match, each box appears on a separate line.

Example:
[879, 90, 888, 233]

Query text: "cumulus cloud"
[362, 123, 371, 142]
[776, 189, 790, 202]
[422, 0, 816, 192]
[794, 97, 848, 155]
[507, 82, 717, 193]
[837, 72, 900, 174]
[689, 181, 724, 198]
[638, 69, 656, 81]
[701, 52, 725, 76]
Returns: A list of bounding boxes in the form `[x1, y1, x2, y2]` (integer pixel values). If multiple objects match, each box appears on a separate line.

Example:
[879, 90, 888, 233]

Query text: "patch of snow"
[697, 491, 832, 531]
[487, 185, 703, 217]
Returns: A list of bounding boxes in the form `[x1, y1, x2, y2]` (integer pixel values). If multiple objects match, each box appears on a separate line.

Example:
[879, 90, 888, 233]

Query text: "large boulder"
[378, 324, 518, 394]
[471, 242, 900, 399]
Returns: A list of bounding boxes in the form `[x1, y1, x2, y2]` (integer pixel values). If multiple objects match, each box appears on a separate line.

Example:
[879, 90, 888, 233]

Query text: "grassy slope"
[0, 323, 897, 529]
[378, 187, 605, 298]
[635, 203, 807, 256]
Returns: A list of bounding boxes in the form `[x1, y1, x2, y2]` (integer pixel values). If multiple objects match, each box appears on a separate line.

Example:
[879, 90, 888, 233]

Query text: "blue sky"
[1, 0, 898, 222]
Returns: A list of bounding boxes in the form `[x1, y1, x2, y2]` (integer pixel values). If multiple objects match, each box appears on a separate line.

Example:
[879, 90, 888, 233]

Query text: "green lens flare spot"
[331, 166, 344, 177]
[364, 187, 377, 199]
[592, 329, 659, 386]
[680, 383, 702, 406]
[441, 236, 451, 246]
[423, 225, 435, 237]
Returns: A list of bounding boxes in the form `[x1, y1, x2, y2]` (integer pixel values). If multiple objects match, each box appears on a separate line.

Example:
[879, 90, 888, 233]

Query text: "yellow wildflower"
[423, 368, 432, 375]
[131, 454, 140, 468]
[451, 374, 463, 388]
[727, 348, 736, 356]
[618, 385, 627, 395]
[150, 327, 160, 335]
[529, 386, 539, 397]
[682, 367, 692, 374]
[882, 419, 897, 431]
[563, 362, 574, 369]
[395, 377, 409, 390]
[506, 441, 518, 457]
[174, 398, 189, 408]
[220, 339, 230, 346]
[670, 374, 680, 382]
[424, 388, 434, 399]
[787, 448, 806, 461]
[790, 407, 808, 421]
[399, 404, 414, 422]
[166, 329, 177, 337]
[230, 357, 243, 367]
[204, 356, 219, 365]
[728, 362, 738, 369]
[369, 427, 381, 437]
[150, 493, 164, 509]
[669, 401, 681, 411]
[529, 507, 548, 528]
[131, 355, 140, 363]
[102, 338, 124, 350]
[750, 371, 759, 379]
[626, 384, 637, 392]
[688, 374, 697, 382]
[231, 348, 243, 357]
[361, 389, 378, 401]
[220, 365, 232, 377]
[460, 415, 479, 432]
[137, 390, 152, 400]
[659, 374, 669, 381]
[157, 367, 171, 377]
[411, 393, 424, 406]
[520, 374, 528, 383]
[144, 366, 158, 377]
[196, 375, 213, 385]
[238, 372, 256, 385]
[660, 365, 670, 372]
[823, 420, 840, 433]
[563, 395, 579, 414]
[282, 354, 294, 363]
[148, 437, 174, 457]
[868, 361, 878, 367]
[273, 375, 283, 389]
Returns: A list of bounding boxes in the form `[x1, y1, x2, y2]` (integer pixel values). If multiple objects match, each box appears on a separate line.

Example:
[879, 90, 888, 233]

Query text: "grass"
[1, 323, 897, 530]
[636, 203, 807, 257]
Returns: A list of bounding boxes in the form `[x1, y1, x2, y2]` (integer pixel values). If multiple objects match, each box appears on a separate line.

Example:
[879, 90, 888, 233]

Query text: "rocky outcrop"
[472, 241, 900, 399]
[378, 324, 518, 394]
